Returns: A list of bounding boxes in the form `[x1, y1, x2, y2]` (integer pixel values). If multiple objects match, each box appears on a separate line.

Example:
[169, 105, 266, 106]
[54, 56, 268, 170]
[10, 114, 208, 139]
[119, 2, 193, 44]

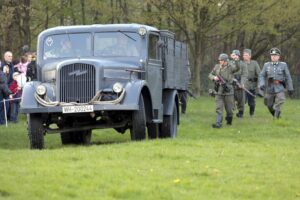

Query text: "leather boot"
[212, 115, 222, 128]
[236, 110, 243, 118]
[268, 107, 275, 116]
[249, 106, 255, 116]
[274, 110, 281, 119]
[226, 116, 233, 125]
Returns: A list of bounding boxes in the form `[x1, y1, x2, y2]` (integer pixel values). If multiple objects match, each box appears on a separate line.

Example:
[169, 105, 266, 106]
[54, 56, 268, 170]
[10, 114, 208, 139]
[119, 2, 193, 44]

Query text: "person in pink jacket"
[15, 55, 28, 76]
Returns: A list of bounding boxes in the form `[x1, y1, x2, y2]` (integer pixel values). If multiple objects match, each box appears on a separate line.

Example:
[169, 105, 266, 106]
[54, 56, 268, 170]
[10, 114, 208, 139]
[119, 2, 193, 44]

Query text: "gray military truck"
[21, 24, 190, 149]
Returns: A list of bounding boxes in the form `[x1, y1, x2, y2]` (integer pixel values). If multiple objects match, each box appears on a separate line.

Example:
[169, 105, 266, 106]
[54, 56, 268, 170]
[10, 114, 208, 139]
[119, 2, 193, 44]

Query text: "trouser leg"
[265, 93, 276, 116]
[212, 95, 224, 128]
[224, 95, 234, 125]
[235, 89, 244, 118]
[5, 98, 10, 121]
[247, 89, 256, 116]
[0, 99, 4, 125]
[10, 102, 19, 122]
[180, 92, 187, 114]
[273, 92, 285, 119]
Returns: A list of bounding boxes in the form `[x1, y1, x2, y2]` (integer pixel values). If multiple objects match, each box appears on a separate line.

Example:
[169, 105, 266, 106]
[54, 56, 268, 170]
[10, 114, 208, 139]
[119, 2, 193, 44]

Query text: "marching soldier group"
[209, 47, 294, 128]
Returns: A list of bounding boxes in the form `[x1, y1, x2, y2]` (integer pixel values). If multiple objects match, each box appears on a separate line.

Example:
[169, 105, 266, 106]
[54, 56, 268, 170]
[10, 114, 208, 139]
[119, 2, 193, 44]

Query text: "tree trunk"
[23, 0, 31, 49]
[70, 0, 77, 25]
[80, 0, 86, 25]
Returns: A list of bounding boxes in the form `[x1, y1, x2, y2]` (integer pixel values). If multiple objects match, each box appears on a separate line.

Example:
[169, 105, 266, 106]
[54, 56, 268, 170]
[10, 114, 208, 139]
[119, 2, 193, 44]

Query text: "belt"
[248, 78, 257, 82]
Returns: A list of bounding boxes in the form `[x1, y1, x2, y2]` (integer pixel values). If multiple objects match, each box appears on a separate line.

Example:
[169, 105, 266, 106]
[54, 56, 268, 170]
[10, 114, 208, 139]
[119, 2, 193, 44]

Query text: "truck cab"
[21, 24, 190, 149]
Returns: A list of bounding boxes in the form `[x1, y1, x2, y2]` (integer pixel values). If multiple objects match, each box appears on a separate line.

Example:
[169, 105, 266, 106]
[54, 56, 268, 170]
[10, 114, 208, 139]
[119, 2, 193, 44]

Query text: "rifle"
[215, 75, 230, 93]
[233, 78, 256, 97]
[186, 89, 197, 99]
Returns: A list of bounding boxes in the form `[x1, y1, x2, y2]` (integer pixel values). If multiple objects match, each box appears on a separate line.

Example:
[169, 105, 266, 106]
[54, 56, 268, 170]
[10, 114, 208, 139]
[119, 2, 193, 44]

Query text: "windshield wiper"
[118, 30, 136, 41]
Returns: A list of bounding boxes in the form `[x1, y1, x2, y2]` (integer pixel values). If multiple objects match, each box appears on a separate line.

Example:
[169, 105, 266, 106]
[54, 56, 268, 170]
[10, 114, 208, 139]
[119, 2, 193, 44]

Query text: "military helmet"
[231, 49, 240, 56]
[243, 48, 252, 55]
[270, 47, 281, 55]
[218, 53, 229, 61]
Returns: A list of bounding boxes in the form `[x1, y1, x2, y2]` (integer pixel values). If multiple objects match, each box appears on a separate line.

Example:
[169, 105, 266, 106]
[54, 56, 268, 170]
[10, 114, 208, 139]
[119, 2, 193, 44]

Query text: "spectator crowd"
[0, 51, 37, 125]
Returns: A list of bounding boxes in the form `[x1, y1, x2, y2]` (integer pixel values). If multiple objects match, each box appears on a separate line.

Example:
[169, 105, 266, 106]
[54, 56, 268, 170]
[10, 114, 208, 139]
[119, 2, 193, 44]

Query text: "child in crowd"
[9, 72, 22, 123]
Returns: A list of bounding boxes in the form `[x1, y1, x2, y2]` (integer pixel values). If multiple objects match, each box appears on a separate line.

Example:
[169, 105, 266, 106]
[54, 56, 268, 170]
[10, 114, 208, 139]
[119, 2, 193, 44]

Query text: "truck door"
[146, 33, 163, 121]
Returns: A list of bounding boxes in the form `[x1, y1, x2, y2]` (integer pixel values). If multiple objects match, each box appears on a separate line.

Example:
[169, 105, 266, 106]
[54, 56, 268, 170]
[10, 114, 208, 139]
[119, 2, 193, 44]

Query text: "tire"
[27, 114, 45, 149]
[147, 123, 159, 139]
[130, 95, 146, 140]
[61, 130, 92, 145]
[159, 103, 178, 138]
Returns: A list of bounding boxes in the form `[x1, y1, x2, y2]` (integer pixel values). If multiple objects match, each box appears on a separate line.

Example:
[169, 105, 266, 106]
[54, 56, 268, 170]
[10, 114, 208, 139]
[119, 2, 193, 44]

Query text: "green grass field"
[0, 96, 299, 200]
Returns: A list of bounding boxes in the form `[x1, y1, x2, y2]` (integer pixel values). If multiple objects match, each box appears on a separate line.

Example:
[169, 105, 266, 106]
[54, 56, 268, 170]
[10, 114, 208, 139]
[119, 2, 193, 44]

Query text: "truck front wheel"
[130, 95, 146, 140]
[159, 103, 178, 138]
[27, 114, 45, 149]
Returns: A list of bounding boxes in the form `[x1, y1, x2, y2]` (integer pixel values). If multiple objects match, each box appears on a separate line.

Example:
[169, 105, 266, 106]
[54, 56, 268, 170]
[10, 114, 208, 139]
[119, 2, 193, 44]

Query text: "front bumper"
[20, 103, 138, 114]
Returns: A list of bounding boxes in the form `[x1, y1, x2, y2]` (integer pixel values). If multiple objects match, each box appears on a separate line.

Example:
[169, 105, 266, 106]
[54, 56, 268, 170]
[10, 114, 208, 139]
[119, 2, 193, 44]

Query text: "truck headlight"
[36, 85, 47, 96]
[138, 27, 147, 36]
[112, 82, 123, 93]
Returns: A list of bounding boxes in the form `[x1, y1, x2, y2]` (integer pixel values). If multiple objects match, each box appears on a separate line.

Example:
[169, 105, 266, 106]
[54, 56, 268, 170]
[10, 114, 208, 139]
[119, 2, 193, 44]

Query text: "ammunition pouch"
[222, 84, 231, 93]
[248, 78, 258, 82]
[208, 89, 216, 97]
[214, 82, 219, 92]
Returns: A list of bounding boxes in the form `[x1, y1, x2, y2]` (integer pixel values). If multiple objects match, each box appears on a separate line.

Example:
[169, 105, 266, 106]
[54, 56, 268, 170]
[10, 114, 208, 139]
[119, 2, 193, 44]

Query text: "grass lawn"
[0, 96, 299, 200]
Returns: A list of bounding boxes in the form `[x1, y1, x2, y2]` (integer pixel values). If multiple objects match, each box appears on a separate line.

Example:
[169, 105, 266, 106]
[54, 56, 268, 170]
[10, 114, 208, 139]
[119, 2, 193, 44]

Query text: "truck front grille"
[59, 63, 96, 103]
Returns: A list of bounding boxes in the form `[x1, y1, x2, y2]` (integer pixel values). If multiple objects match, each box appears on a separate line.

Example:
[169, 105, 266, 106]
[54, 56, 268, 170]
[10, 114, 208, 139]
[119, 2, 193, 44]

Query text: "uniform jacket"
[244, 60, 261, 90]
[259, 61, 293, 94]
[232, 60, 248, 86]
[209, 61, 240, 95]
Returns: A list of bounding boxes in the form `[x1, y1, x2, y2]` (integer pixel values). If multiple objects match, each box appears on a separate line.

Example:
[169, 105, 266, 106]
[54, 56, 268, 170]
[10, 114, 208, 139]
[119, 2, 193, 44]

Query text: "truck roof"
[39, 24, 160, 36]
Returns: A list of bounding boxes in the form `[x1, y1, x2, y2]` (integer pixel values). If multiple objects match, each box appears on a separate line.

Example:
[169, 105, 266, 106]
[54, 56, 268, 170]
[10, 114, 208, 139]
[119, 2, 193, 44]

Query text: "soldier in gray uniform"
[243, 49, 261, 117]
[209, 53, 240, 128]
[231, 50, 248, 118]
[259, 47, 293, 119]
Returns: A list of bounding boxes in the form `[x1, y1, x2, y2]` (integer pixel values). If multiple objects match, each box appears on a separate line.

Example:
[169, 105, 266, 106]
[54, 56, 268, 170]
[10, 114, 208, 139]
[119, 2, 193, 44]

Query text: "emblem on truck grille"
[68, 70, 88, 76]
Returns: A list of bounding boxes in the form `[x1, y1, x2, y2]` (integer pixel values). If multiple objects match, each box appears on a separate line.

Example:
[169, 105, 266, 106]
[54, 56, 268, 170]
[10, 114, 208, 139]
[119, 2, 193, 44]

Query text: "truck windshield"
[94, 32, 140, 57]
[43, 33, 92, 60]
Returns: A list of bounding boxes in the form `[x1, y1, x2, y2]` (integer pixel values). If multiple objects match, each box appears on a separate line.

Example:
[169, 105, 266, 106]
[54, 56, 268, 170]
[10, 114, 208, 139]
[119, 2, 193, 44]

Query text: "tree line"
[0, 0, 299, 94]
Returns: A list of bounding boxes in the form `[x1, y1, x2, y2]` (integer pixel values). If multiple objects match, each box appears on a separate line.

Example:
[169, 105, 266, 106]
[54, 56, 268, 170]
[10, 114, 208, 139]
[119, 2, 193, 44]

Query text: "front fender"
[121, 80, 147, 110]
[20, 81, 56, 112]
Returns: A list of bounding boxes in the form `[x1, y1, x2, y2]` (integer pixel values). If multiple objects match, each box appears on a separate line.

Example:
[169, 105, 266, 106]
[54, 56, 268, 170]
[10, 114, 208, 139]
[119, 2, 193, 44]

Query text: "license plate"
[62, 105, 94, 113]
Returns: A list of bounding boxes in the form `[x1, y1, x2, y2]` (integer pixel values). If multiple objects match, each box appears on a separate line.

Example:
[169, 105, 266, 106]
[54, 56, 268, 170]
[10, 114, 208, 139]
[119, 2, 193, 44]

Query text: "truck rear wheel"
[61, 130, 92, 145]
[27, 114, 45, 149]
[159, 103, 178, 138]
[130, 95, 146, 140]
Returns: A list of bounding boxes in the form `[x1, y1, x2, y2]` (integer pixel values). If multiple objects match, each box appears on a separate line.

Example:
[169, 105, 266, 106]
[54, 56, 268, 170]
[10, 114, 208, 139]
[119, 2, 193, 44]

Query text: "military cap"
[231, 49, 240, 56]
[243, 49, 252, 55]
[270, 47, 281, 55]
[218, 53, 229, 61]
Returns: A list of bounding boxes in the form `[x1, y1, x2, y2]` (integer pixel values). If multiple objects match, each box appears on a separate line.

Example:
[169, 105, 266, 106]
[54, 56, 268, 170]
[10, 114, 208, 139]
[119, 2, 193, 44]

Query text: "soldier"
[209, 53, 240, 128]
[259, 47, 293, 119]
[231, 50, 248, 118]
[243, 49, 261, 117]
